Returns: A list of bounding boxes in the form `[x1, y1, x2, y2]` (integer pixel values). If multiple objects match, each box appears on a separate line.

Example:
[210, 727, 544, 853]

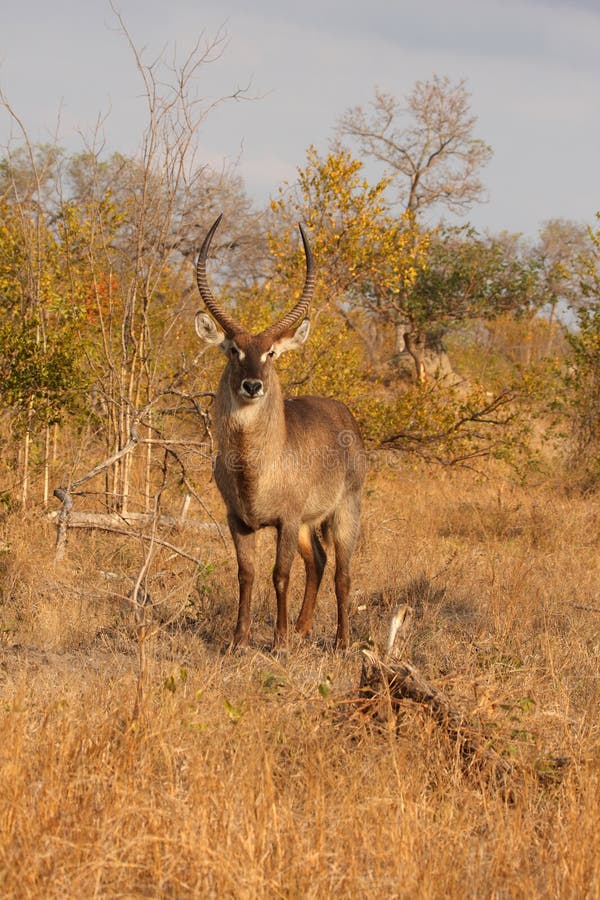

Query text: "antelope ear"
[195, 312, 225, 347]
[271, 318, 311, 357]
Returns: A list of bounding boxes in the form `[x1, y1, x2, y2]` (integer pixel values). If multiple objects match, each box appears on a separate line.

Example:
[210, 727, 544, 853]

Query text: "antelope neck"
[217, 377, 287, 464]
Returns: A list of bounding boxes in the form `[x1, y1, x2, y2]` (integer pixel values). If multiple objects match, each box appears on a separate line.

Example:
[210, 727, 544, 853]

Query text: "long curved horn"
[261, 224, 316, 341]
[196, 214, 244, 336]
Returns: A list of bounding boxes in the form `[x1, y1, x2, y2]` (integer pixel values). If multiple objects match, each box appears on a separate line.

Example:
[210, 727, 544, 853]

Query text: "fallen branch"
[357, 606, 570, 792]
[359, 648, 513, 782]
[359, 605, 514, 785]
[47, 510, 223, 534]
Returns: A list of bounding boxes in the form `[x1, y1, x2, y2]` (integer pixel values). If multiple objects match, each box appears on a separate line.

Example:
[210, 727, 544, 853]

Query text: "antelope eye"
[230, 346, 240, 357]
[267, 349, 276, 359]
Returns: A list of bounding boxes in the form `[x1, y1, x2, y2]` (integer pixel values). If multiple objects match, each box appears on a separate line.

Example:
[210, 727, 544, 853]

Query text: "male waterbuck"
[195, 215, 366, 649]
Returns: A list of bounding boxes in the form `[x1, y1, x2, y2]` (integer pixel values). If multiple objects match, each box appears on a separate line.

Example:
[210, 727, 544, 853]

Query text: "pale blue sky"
[1, 0, 599, 236]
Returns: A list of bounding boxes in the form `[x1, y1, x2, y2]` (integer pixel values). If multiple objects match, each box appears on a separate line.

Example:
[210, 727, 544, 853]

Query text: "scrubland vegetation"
[1, 23, 600, 899]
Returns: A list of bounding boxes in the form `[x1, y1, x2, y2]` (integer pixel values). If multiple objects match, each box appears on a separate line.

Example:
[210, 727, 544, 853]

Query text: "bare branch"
[339, 76, 492, 217]
[381, 390, 517, 450]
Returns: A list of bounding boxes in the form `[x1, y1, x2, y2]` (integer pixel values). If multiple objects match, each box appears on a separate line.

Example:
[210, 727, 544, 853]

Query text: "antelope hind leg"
[331, 495, 361, 649]
[295, 524, 327, 638]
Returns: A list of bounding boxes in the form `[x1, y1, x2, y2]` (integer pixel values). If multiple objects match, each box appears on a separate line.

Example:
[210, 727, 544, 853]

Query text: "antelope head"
[194, 214, 315, 406]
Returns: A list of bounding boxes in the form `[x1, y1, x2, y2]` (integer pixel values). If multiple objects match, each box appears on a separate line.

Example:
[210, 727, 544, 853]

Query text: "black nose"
[242, 379, 263, 398]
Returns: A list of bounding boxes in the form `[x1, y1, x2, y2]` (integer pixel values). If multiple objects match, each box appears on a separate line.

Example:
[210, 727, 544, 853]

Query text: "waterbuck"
[195, 215, 366, 649]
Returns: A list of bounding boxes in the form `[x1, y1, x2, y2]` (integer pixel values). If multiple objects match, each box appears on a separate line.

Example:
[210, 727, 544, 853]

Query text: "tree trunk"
[394, 321, 406, 355]
[43, 424, 50, 507]
[21, 401, 34, 507]
[545, 301, 558, 357]
[145, 411, 152, 513]
[52, 422, 58, 465]
[21, 429, 30, 508]
[404, 330, 427, 384]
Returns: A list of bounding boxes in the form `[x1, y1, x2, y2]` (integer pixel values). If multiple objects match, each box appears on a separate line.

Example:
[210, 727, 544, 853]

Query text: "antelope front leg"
[228, 514, 256, 649]
[273, 522, 300, 649]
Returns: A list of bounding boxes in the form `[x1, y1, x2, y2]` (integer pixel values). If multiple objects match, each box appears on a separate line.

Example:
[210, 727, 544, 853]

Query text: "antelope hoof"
[272, 631, 289, 655]
[231, 632, 250, 653]
[334, 632, 350, 652]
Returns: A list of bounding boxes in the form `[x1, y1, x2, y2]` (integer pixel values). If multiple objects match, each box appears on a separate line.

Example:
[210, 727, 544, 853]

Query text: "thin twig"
[64, 522, 205, 565]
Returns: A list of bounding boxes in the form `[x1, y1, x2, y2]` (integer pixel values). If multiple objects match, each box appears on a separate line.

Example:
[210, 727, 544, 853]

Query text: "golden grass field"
[1, 460, 600, 898]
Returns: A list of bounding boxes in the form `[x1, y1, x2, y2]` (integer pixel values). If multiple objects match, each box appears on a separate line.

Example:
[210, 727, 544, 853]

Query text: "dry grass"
[1, 462, 600, 897]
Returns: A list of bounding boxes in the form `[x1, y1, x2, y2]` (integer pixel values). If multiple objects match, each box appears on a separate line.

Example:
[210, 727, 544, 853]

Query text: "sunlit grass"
[1, 464, 600, 897]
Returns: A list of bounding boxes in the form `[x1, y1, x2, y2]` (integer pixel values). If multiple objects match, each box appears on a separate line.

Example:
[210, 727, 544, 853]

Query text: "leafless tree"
[535, 219, 589, 354]
[339, 75, 492, 218]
